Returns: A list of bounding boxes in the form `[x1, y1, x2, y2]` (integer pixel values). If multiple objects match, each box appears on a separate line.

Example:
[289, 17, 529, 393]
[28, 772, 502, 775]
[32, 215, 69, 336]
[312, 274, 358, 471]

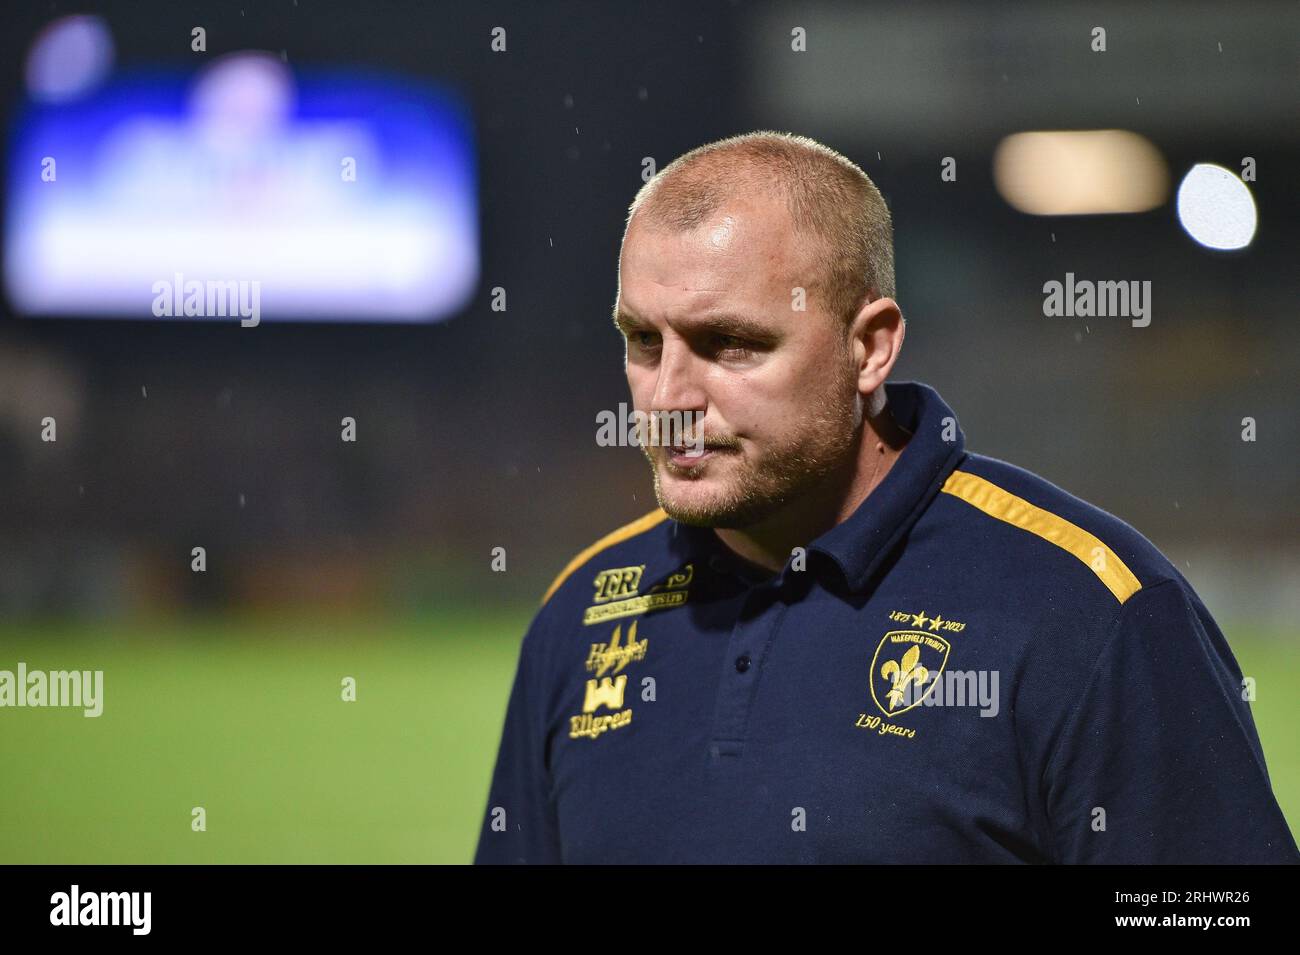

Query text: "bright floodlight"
[1176, 163, 1257, 251]
[993, 130, 1168, 215]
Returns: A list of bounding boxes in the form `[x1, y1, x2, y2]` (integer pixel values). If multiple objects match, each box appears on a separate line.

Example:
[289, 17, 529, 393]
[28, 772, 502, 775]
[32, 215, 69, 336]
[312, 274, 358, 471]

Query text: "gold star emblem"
[929, 615, 945, 631]
[911, 611, 929, 628]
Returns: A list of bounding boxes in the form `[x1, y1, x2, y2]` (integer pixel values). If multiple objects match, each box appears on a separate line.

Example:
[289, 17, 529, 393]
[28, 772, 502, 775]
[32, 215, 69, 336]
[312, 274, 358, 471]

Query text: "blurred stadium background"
[0, 1, 1296, 862]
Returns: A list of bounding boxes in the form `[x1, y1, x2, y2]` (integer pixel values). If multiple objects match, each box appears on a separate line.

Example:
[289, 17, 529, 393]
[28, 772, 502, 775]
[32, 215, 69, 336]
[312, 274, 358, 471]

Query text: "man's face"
[615, 193, 863, 529]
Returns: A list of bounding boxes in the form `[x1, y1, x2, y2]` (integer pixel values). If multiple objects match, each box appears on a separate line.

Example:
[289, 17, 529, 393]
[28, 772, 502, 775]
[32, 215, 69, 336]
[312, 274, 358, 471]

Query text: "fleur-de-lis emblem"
[880, 645, 929, 711]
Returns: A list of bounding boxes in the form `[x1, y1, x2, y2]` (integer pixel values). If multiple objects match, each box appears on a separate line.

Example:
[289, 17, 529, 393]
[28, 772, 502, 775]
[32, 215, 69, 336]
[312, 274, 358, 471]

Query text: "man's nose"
[650, 339, 707, 417]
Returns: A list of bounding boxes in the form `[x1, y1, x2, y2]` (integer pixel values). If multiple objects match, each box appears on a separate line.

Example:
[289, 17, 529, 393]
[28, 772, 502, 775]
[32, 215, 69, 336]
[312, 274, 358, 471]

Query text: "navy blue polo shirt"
[474, 381, 1299, 864]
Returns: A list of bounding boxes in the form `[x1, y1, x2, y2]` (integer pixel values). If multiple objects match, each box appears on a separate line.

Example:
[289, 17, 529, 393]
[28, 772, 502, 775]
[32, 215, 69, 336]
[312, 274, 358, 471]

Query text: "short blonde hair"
[625, 130, 895, 325]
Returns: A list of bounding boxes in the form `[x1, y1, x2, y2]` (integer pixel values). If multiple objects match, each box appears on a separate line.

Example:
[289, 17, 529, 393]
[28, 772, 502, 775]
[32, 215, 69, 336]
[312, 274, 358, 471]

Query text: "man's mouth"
[665, 443, 726, 466]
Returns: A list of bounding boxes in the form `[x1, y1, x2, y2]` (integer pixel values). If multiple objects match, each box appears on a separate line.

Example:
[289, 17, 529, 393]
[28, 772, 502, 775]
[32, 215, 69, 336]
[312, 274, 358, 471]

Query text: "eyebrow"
[612, 307, 780, 342]
[611, 307, 639, 332]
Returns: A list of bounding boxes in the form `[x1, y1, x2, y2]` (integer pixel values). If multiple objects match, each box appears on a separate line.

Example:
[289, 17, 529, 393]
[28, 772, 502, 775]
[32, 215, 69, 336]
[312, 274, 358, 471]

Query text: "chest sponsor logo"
[569, 621, 646, 740]
[593, 566, 643, 602]
[585, 618, 648, 676]
[582, 563, 692, 625]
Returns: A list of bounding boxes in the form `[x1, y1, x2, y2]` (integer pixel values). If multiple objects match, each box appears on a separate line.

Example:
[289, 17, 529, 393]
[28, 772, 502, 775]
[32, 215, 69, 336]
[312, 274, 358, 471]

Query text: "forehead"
[619, 195, 822, 316]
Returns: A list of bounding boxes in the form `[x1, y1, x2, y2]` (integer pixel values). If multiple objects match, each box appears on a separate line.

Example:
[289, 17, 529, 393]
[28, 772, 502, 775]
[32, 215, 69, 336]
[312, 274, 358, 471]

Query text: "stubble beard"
[641, 358, 861, 530]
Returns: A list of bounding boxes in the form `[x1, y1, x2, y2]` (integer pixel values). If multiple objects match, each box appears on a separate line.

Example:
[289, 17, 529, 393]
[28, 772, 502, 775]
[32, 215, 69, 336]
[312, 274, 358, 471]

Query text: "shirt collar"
[662, 380, 966, 594]
[806, 380, 966, 593]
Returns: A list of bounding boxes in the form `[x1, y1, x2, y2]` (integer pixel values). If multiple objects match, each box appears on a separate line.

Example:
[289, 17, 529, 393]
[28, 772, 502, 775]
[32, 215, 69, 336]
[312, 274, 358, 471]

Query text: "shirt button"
[735, 655, 751, 673]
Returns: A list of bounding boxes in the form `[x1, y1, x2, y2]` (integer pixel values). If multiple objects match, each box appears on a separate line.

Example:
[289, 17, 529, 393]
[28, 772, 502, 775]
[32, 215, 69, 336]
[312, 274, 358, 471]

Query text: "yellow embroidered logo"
[583, 675, 627, 712]
[582, 563, 693, 625]
[586, 620, 647, 676]
[592, 566, 644, 603]
[886, 609, 966, 633]
[868, 630, 951, 717]
[569, 621, 648, 740]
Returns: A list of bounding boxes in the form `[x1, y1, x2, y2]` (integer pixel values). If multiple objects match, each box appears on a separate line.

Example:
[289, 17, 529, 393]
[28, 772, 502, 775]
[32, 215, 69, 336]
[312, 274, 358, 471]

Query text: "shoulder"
[934, 453, 1181, 608]
[506, 509, 675, 707]
[517, 508, 676, 670]
[537, 507, 675, 610]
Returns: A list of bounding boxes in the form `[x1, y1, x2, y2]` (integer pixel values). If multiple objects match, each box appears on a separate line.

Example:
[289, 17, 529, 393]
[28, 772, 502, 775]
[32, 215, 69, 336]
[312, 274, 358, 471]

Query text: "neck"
[713, 404, 912, 574]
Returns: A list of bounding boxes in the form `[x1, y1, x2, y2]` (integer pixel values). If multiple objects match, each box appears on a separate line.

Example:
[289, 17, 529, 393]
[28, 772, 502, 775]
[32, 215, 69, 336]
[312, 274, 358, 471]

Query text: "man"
[474, 131, 1298, 864]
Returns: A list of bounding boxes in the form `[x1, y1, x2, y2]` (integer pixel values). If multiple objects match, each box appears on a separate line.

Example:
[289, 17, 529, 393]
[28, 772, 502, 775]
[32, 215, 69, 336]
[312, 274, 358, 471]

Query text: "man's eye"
[715, 335, 748, 352]
[630, 331, 660, 348]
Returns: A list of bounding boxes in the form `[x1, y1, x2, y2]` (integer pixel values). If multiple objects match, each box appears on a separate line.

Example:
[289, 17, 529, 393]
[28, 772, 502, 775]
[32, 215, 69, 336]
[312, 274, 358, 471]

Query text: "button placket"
[708, 586, 787, 759]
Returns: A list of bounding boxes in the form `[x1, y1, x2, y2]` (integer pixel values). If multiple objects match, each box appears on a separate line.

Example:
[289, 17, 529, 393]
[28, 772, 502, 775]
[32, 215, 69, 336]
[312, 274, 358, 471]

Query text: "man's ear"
[850, 296, 905, 398]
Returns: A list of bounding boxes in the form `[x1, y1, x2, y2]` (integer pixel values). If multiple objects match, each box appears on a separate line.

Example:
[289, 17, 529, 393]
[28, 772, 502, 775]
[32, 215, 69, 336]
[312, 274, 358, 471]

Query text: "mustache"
[669, 438, 738, 450]
[655, 430, 740, 451]
[633, 414, 739, 450]
[653, 437, 741, 455]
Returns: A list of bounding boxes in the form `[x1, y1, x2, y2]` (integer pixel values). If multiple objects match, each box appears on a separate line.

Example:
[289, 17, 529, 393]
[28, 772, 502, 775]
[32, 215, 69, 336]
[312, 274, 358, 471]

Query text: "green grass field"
[1, 613, 1296, 863]
[0, 610, 527, 864]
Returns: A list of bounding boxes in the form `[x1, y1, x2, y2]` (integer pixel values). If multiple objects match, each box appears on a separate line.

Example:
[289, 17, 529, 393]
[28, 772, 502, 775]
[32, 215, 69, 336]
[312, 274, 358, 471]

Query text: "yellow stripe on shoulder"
[540, 508, 670, 606]
[941, 470, 1142, 604]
